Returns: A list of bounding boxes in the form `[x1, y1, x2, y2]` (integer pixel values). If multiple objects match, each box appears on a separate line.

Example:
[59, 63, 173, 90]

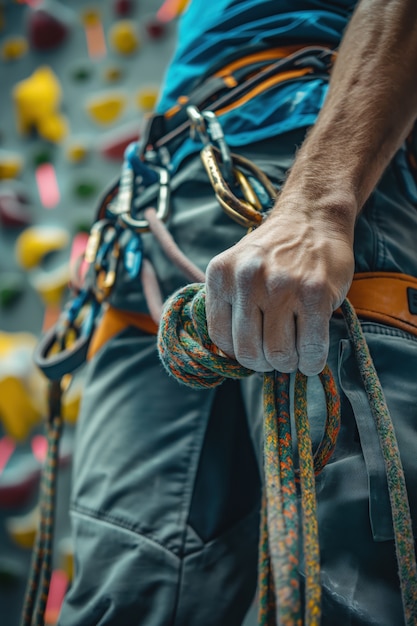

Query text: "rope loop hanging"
[157, 282, 417, 626]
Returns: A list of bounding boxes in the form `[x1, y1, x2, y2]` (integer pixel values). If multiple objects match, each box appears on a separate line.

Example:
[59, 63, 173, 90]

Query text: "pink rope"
[144, 207, 206, 283]
[141, 258, 164, 325]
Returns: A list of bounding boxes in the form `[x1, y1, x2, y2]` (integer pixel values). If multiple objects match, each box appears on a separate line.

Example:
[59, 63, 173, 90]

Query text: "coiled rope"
[157, 282, 417, 626]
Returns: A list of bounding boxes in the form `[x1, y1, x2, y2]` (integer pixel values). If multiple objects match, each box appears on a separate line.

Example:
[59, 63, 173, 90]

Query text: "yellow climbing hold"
[0, 377, 42, 441]
[59, 537, 74, 581]
[62, 376, 82, 424]
[0, 151, 23, 179]
[37, 113, 69, 144]
[0, 332, 46, 440]
[104, 65, 123, 82]
[136, 88, 158, 112]
[15, 225, 69, 270]
[66, 142, 88, 163]
[1, 36, 28, 61]
[86, 92, 127, 124]
[12, 66, 68, 143]
[7, 506, 40, 549]
[109, 20, 139, 55]
[81, 8, 101, 27]
[30, 264, 70, 306]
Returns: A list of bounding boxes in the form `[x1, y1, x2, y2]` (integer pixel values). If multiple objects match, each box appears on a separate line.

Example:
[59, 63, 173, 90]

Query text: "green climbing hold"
[71, 65, 92, 81]
[73, 180, 98, 199]
[32, 148, 52, 167]
[74, 220, 93, 233]
[0, 557, 21, 585]
[0, 273, 25, 308]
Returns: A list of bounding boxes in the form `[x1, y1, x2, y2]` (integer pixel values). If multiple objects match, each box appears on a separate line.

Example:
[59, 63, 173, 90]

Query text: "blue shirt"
[156, 1, 358, 168]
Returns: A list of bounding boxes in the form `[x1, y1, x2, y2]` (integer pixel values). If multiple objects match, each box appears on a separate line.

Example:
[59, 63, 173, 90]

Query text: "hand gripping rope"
[157, 107, 417, 624]
[157, 285, 417, 626]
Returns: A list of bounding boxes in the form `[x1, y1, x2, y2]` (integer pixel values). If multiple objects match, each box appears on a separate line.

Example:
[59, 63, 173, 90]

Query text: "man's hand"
[205, 197, 355, 376]
[206, 0, 417, 376]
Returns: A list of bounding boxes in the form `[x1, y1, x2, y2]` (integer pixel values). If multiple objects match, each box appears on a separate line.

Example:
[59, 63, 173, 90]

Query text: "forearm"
[281, 0, 417, 230]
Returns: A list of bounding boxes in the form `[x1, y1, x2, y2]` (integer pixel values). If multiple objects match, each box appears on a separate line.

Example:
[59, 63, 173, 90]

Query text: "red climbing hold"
[28, 6, 69, 51]
[145, 18, 167, 40]
[114, 0, 135, 16]
[0, 189, 32, 228]
[99, 124, 140, 161]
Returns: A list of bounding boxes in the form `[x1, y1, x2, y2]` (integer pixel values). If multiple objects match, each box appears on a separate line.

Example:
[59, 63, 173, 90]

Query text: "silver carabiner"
[118, 167, 170, 233]
[107, 161, 135, 217]
[187, 105, 234, 184]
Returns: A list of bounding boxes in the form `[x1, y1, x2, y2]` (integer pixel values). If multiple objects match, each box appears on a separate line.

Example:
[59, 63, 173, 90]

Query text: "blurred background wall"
[0, 1, 179, 623]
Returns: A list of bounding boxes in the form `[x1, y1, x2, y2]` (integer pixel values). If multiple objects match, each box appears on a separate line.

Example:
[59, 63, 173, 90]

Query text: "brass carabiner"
[84, 219, 115, 265]
[118, 167, 170, 233]
[94, 240, 121, 303]
[234, 169, 262, 211]
[201, 145, 276, 229]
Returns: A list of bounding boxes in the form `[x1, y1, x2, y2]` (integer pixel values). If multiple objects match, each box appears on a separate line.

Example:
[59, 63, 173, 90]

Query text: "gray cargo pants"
[59, 130, 417, 625]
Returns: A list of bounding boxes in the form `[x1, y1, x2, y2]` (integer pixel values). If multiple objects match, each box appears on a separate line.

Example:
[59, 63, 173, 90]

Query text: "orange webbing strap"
[88, 272, 417, 360]
[340, 272, 417, 337]
[87, 306, 158, 360]
[164, 44, 312, 120]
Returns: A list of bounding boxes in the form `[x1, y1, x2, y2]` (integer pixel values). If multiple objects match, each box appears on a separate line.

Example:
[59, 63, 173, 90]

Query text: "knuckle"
[298, 343, 328, 376]
[235, 348, 269, 372]
[265, 349, 298, 373]
[234, 257, 264, 287]
[299, 278, 328, 306]
[206, 257, 224, 286]
[264, 272, 292, 297]
[299, 342, 327, 357]
[208, 324, 228, 350]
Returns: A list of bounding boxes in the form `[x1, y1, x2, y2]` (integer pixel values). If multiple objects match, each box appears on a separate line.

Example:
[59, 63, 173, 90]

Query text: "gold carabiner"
[234, 169, 262, 211]
[201, 145, 277, 229]
[94, 241, 121, 303]
[84, 219, 114, 265]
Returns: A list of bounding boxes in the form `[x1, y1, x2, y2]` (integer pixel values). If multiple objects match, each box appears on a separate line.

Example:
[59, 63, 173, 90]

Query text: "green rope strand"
[258, 493, 276, 626]
[341, 299, 417, 626]
[158, 283, 343, 626]
[265, 371, 302, 626]
[311, 369, 341, 477]
[34, 413, 63, 626]
[294, 372, 320, 626]
[21, 381, 63, 626]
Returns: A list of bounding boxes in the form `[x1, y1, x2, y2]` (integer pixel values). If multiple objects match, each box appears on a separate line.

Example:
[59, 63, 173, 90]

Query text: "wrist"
[272, 155, 359, 243]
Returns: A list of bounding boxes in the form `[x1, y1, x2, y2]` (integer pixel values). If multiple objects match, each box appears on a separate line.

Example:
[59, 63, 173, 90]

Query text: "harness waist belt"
[88, 271, 417, 361]
[87, 306, 158, 360]
[339, 272, 417, 338]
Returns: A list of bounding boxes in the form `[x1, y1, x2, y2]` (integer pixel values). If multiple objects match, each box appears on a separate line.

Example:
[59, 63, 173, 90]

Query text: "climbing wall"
[0, 1, 178, 623]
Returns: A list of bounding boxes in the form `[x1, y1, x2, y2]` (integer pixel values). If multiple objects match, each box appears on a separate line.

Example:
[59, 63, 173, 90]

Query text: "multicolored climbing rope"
[21, 380, 64, 626]
[158, 282, 417, 626]
[158, 282, 341, 625]
[341, 299, 417, 626]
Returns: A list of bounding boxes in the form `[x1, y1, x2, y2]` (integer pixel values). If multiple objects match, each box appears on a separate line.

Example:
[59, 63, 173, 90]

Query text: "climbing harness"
[22, 97, 276, 625]
[23, 42, 417, 625]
